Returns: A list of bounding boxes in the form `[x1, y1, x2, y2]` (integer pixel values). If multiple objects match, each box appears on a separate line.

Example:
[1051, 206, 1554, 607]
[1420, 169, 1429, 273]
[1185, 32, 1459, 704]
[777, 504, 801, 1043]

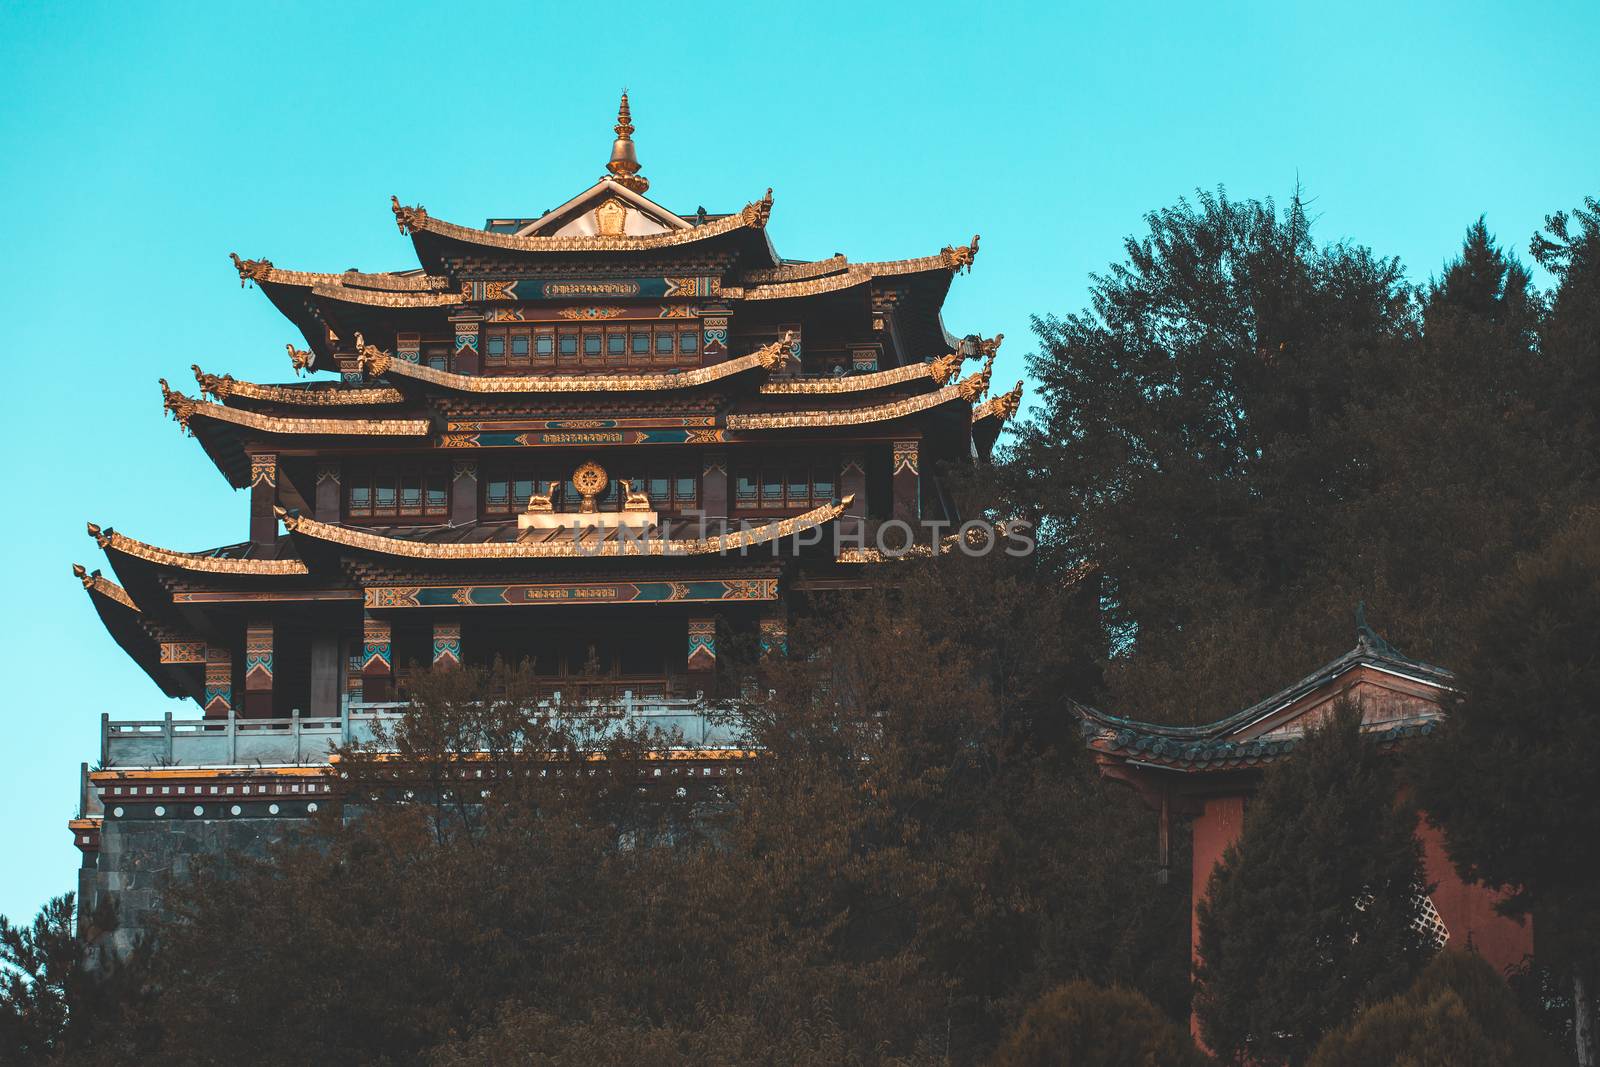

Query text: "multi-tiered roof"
[74, 94, 1023, 716]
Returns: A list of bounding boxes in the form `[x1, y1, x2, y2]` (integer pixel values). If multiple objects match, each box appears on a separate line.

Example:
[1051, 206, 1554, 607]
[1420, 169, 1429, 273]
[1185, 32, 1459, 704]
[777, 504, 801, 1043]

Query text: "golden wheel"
[571, 460, 609, 512]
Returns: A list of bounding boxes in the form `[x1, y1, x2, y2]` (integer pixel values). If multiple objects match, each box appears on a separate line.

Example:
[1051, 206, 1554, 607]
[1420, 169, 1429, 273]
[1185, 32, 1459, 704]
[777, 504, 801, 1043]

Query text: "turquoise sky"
[0, 0, 1595, 924]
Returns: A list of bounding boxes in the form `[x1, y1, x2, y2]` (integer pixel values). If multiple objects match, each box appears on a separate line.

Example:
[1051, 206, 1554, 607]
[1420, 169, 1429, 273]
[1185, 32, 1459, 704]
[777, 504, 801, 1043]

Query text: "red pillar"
[892, 439, 920, 525]
[431, 618, 461, 671]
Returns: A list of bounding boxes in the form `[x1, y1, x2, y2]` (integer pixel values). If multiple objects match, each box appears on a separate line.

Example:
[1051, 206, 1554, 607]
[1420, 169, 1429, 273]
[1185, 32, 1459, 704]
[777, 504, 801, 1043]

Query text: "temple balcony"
[97, 691, 737, 770]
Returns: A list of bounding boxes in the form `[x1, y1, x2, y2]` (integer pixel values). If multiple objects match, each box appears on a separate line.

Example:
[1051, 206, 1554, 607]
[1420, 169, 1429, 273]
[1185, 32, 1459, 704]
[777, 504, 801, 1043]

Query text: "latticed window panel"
[1413, 894, 1450, 949]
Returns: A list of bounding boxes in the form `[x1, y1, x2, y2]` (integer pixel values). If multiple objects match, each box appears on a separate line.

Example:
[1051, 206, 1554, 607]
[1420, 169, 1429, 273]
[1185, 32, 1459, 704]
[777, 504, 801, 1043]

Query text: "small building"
[1075, 617, 1533, 1035]
[69, 95, 1022, 947]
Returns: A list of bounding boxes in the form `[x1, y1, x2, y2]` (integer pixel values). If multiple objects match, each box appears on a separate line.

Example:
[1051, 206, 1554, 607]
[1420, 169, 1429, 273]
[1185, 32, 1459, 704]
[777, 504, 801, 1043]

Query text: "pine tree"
[990, 981, 1211, 1067]
[1411, 507, 1600, 1065]
[1194, 702, 1431, 1065]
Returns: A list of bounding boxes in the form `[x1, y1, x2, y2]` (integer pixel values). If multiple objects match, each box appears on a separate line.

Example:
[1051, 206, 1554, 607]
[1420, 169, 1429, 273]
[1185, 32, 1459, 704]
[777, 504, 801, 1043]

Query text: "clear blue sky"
[0, 0, 1595, 924]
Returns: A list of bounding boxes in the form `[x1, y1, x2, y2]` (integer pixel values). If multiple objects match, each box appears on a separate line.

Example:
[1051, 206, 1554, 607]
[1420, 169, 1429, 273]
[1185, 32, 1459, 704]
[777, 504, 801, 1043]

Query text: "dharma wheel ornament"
[571, 461, 609, 513]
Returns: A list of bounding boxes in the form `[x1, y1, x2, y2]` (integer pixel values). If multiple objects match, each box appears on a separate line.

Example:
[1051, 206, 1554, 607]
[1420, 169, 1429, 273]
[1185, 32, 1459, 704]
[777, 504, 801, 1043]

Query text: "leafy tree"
[988, 980, 1211, 1067]
[1308, 949, 1563, 1067]
[1411, 506, 1600, 1065]
[1001, 192, 1577, 726]
[1194, 702, 1431, 1064]
[126, 552, 1189, 1065]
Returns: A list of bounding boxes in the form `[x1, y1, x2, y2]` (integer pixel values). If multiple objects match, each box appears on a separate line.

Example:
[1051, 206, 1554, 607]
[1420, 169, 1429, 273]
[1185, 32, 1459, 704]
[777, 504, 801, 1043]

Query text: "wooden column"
[451, 316, 481, 375]
[203, 646, 233, 719]
[243, 621, 274, 717]
[702, 309, 729, 362]
[396, 332, 421, 364]
[314, 462, 341, 522]
[686, 618, 717, 675]
[249, 453, 278, 547]
[702, 452, 728, 528]
[840, 450, 867, 548]
[892, 439, 921, 525]
[309, 634, 340, 716]
[759, 606, 788, 659]
[450, 461, 477, 525]
[432, 618, 461, 670]
[361, 615, 393, 702]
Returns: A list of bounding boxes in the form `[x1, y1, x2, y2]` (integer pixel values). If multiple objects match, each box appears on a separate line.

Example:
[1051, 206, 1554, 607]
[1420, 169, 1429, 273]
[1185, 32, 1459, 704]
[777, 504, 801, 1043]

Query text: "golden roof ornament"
[977, 332, 1003, 359]
[286, 344, 312, 375]
[605, 92, 649, 194]
[741, 188, 775, 228]
[929, 352, 964, 386]
[571, 460, 609, 513]
[192, 364, 235, 401]
[993, 380, 1025, 421]
[230, 253, 273, 287]
[940, 234, 980, 273]
[353, 332, 391, 378]
[391, 195, 429, 235]
[159, 379, 195, 430]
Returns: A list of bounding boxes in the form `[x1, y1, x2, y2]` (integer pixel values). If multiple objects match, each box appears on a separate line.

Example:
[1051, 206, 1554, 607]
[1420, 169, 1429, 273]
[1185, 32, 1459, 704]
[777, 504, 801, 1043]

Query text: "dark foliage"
[988, 980, 1211, 1067]
[1195, 702, 1431, 1065]
[1308, 949, 1564, 1066]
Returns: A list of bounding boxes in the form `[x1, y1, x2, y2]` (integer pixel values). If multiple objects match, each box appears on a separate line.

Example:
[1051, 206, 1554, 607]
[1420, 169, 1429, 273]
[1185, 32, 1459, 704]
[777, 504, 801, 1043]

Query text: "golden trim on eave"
[278, 497, 850, 559]
[72, 563, 138, 611]
[727, 368, 990, 430]
[392, 189, 773, 252]
[723, 237, 979, 301]
[974, 380, 1025, 422]
[357, 336, 794, 393]
[160, 382, 429, 437]
[740, 255, 849, 284]
[230, 254, 451, 293]
[308, 283, 464, 309]
[192, 365, 407, 407]
[757, 354, 964, 394]
[86, 523, 309, 576]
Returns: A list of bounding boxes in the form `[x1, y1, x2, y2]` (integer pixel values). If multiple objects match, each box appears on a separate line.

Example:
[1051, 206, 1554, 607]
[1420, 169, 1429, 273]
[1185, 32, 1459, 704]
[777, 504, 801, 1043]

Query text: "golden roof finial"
[606, 91, 649, 194]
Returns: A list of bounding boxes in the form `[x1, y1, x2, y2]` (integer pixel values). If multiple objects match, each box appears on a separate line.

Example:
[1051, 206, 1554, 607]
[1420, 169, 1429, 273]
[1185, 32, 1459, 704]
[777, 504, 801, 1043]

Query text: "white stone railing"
[100, 692, 735, 770]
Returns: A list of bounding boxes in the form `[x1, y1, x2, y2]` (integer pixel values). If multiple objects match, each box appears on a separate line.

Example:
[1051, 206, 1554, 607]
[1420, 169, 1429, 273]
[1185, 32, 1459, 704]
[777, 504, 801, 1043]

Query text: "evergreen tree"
[1194, 702, 1431, 1065]
[1001, 192, 1578, 728]
[1411, 507, 1600, 1065]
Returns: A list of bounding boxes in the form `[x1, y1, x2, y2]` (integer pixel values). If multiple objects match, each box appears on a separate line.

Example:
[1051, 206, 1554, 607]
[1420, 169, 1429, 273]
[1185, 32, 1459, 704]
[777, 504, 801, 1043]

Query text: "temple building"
[68, 95, 1021, 947]
[1075, 615, 1533, 1039]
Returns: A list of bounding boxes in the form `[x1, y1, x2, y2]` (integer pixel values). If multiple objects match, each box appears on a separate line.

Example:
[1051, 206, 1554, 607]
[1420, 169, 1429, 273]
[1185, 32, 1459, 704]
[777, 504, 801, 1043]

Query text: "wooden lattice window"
[345, 462, 450, 520]
[733, 457, 836, 511]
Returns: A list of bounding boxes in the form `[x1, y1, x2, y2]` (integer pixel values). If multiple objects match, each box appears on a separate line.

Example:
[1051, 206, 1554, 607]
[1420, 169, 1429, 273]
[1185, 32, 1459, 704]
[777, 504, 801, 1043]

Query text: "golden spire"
[605, 91, 649, 193]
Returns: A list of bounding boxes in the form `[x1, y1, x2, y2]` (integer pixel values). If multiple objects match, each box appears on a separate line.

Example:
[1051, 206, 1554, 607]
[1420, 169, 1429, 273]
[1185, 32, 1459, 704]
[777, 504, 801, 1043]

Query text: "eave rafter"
[192, 365, 407, 407]
[391, 189, 774, 253]
[727, 366, 993, 430]
[354, 335, 795, 394]
[160, 380, 430, 437]
[278, 497, 851, 560]
[87, 523, 309, 576]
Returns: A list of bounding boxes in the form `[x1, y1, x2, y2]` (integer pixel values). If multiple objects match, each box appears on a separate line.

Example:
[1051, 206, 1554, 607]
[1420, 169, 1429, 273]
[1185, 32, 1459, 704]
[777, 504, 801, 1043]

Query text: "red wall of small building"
[1187, 791, 1532, 1041]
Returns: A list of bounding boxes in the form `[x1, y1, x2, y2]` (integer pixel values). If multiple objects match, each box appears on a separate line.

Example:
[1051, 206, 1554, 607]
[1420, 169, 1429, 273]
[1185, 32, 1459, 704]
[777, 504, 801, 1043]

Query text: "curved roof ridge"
[392, 189, 773, 254]
[72, 563, 138, 611]
[757, 353, 965, 395]
[354, 335, 794, 393]
[86, 523, 309, 576]
[278, 497, 851, 559]
[726, 365, 991, 430]
[191, 365, 407, 407]
[229, 255, 451, 292]
[160, 381, 429, 437]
